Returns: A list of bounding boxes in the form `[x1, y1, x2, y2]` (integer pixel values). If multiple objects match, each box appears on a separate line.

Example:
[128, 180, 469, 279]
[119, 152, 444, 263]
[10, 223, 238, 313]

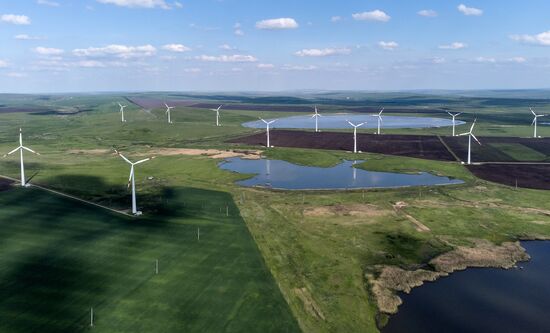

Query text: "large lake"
[382, 241, 550, 333]
[219, 158, 463, 190]
[243, 114, 464, 130]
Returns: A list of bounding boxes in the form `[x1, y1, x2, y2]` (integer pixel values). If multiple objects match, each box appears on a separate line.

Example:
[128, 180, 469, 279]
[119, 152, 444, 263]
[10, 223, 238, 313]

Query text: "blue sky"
[0, 0, 549, 92]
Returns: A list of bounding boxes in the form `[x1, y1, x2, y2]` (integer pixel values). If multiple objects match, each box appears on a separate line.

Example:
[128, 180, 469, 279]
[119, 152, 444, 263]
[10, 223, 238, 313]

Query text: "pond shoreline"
[371, 237, 550, 330]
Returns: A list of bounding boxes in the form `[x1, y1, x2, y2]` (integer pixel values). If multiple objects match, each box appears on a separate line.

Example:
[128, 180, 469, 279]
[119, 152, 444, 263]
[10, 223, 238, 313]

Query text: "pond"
[219, 158, 463, 190]
[243, 114, 464, 130]
[382, 241, 550, 333]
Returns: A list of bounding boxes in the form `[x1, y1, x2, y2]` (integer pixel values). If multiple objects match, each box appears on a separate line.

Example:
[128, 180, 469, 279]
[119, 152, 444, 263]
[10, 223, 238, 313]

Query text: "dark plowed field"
[442, 136, 550, 162]
[126, 97, 197, 109]
[229, 130, 456, 161]
[0, 107, 56, 114]
[467, 164, 550, 190]
[189, 103, 315, 112]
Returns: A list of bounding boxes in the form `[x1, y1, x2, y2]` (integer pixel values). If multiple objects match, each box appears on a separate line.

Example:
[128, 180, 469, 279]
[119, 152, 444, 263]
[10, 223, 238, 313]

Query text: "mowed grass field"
[0, 186, 299, 333]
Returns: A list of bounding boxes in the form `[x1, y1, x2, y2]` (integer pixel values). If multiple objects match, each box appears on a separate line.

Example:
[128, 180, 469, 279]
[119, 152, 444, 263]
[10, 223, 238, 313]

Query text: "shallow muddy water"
[382, 241, 550, 333]
[219, 158, 463, 190]
[243, 114, 464, 130]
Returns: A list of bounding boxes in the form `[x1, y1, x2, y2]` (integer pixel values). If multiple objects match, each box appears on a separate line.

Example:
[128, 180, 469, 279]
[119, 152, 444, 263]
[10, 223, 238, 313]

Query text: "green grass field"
[0, 92, 549, 333]
[0, 186, 299, 332]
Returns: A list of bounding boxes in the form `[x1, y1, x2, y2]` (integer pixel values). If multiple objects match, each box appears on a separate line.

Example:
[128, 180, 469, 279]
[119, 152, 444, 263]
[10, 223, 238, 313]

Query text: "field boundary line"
[0, 174, 134, 218]
[437, 135, 461, 162]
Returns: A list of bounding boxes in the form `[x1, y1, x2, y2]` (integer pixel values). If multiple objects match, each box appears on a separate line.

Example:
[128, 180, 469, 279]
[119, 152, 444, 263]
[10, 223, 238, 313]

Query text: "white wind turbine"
[259, 118, 276, 148]
[311, 106, 322, 132]
[374, 108, 384, 135]
[458, 120, 481, 165]
[164, 103, 174, 124]
[530, 107, 545, 138]
[3, 128, 40, 187]
[211, 105, 222, 126]
[118, 103, 127, 122]
[446, 111, 462, 136]
[116, 150, 154, 215]
[347, 120, 365, 153]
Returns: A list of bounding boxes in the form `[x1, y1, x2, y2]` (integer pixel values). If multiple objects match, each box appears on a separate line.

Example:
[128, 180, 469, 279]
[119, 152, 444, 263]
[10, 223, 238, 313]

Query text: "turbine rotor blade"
[117, 152, 132, 164]
[5, 147, 20, 156]
[471, 133, 481, 145]
[22, 146, 39, 155]
[134, 157, 152, 165]
[128, 167, 134, 188]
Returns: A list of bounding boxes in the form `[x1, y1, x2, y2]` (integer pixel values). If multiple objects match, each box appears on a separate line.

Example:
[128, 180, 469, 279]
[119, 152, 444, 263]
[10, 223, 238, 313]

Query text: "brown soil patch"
[293, 287, 326, 321]
[303, 204, 387, 218]
[368, 239, 529, 314]
[147, 148, 262, 159]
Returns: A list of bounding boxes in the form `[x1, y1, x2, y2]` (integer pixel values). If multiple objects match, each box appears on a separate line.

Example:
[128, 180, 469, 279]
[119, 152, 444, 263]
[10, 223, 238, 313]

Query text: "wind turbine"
[530, 107, 545, 138]
[311, 106, 322, 132]
[211, 105, 222, 126]
[3, 128, 40, 187]
[347, 120, 365, 153]
[115, 150, 154, 215]
[259, 118, 276, 148]
[446, 111, 462, 136]
[164, 103, 174, 124]
[118, 103, 127, 122]
[373, 108, 384, 135]
[458, 120, 481, 165]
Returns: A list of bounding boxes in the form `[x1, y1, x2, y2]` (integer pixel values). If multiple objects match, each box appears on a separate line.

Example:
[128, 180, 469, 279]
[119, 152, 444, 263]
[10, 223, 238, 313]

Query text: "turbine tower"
[446, 111, 462, 136]
[3, 128, 40, 187]
[259, 118, 276, 148]
[458, 120, 481, 165]
[311, 106, 322, 132]
[116, 150, 154, 215]
[118, 103, 127, 122]
[211, 105, 222, 126]
[164, 103, 174, 124]
[530, 107, 545, 138]
[374, 108, 384, 135]
[347, 120, 365, 153]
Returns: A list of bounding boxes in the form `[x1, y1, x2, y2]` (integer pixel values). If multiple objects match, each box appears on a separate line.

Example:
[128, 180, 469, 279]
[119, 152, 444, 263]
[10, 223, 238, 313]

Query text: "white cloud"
[195, 54, 258, 62]
[378, 41, 399, 50]
[233, 22, 244, 36]
[439, 42, 467, 50]
[184, 68, 201, 73]
[219, 44, 236, 50]
[73, 44, 156, 58]
[173, 1, 183, 8]
[34, 46, 64, 55]
[162, 44, 191, 52]
[14, 34, 42, 40]
[295, 48, 351, 57]
[256, 18, 299, 30]
[331, 16, 342, 22]
[475, 56, 496, 63]
[0, 60, 8, 68]
[417, 9, 437, 17]
[282, 65, 317, 71]
[96, 0, 169, 9]
[75, 60, 106, 68]
[294, 48, 351, 57]
[231, 67, 243, 72]
[1, 14, 31, 25]
[37, 0, 60, 7]
[257, 63, 275, 69]
[6, 72, 27, 78]
[432, 57, 446, 64]
[352, 10, 390, 22]
[507, 57, 527, 63]
[510, 31, 550, 46]
[458, 4, 483, 16]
